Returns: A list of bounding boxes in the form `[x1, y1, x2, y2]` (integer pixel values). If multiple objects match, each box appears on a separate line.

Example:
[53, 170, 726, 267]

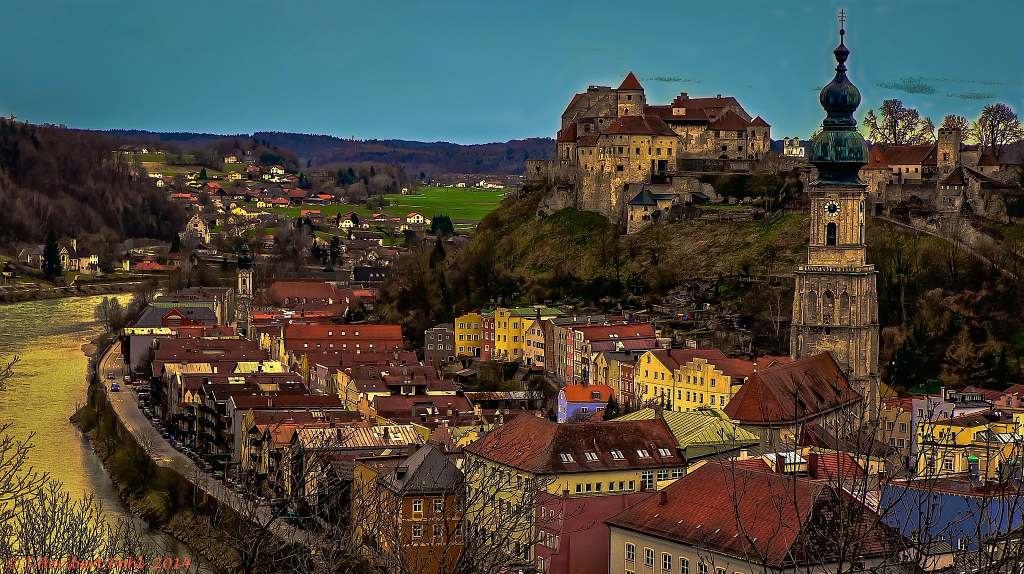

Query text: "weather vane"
[838, 8, 847, 32]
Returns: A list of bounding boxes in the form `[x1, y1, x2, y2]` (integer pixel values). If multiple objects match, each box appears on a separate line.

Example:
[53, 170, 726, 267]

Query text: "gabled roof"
[708, 110, 750, 131]
[629, 187, 658, 206]
[616, 408, 759, 456]
[724, 353, 861, 425]
[603, 115, 677, 137]
[556, 122, 577, 143]
[618, 72, 644, 91]
[750, 115, 771, 128]
[606, 462, 901, 567]
[378, 442, 464, 495]
[465, 415, 680, 474]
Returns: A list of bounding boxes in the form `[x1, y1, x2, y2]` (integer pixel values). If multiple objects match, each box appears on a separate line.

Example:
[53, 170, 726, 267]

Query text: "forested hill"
[100, 129, 554, 175]
[0, 120, 186, 248]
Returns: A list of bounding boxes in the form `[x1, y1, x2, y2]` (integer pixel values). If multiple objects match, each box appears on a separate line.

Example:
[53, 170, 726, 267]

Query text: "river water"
[0, 295, 207, 568]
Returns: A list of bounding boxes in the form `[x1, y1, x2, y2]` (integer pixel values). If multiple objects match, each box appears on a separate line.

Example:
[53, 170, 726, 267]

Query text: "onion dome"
[237, 243, 253, 270]
[809, 14, 868, 185]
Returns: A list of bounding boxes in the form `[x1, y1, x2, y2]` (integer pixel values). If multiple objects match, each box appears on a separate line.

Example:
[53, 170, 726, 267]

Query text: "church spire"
[809, 9, 868, 185]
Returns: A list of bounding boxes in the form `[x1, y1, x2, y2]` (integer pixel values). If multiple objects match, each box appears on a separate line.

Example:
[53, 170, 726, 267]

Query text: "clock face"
[824, 201, 841, 216]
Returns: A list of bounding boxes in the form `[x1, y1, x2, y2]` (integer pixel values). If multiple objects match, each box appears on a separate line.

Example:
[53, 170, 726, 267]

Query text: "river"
[0, 295, 208, 568]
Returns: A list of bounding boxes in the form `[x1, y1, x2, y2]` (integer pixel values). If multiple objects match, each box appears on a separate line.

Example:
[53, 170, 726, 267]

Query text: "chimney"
[807, 452, 819, 478]
[654, 402, 664, 420]
[70, 238, 78, 252]
[658, 490, 668, 505]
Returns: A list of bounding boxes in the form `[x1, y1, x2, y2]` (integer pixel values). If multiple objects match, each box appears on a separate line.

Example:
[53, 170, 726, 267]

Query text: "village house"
[606, 462, 906, 574]
[352, 443, 465, 574]
[463, 415, 685, 573]
[632, 348, 771, 413]
[555, 383, 613, 422]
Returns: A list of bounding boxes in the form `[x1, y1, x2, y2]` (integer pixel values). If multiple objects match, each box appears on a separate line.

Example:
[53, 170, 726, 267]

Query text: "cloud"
[919, 76, 1010, 86]
[876, 78, 937, 95]
[946, 92, 996, 100]
[645, 76, 701, 83]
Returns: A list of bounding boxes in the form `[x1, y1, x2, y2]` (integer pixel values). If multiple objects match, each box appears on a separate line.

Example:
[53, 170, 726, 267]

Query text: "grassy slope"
[474, 190, 808, 284]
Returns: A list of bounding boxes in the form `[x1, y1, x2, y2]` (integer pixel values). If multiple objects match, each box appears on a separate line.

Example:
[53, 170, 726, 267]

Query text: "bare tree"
[974, 103, 1024, 162]
[862, 100, 935, 145]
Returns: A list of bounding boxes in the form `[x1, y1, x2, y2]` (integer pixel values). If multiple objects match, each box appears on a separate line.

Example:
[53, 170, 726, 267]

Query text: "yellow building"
[490, 306, 562, 363]
[634, 349, 762, 412]
[916, 410, 1022, 479]
[463, 414, 684, 565]
[454, 312, 482, 358]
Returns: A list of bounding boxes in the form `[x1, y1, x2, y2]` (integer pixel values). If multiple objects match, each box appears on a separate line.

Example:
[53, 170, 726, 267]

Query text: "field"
[260, 186, 506, 225]
[384, 187, 506, 222]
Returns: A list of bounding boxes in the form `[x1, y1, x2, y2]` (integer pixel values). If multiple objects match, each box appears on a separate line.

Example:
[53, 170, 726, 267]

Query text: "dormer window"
[610, 450, 625, 460]
[584, 452, 599, 462]
[658, 448, 672, 457]
[636, 449, 650, 458]
[559, 453, 575, 463]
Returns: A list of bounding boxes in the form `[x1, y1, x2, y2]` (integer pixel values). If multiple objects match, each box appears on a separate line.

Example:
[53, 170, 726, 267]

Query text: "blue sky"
[2, 0, 1021, 144]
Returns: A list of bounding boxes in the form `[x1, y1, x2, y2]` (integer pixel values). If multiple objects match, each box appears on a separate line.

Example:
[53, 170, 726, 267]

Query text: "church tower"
[236, 243, 254, 338]
[790, 13, 880, 412]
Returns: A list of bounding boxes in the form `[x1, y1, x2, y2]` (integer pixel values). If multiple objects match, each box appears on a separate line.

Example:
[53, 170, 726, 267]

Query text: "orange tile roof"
[618, 71, 644, 91]
[560, 383, 613, 403]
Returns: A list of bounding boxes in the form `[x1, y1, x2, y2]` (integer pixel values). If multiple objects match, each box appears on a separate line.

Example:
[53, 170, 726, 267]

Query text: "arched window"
[806, 291, 818, 324]
[839, 292, 851, 324]
[826, 222, 838, 246]
[822, 290, 835, 324]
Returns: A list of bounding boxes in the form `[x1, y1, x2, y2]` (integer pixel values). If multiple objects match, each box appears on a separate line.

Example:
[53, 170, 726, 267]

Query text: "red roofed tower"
[617, 72, 645, 117]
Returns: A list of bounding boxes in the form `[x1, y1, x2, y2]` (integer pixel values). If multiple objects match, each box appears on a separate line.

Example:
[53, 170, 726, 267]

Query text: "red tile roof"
[750, 115, 771, 128]
[603, 114, 677, 136]
[264, 281, 339, 305]
[284, 323, 405, 354]
[465, 415, 680, 474]
[724, 353, 861, 425]
[606, 462, 900, 567]
[574, 323, 656, 341]
[560, 383, 614, 403]
[556, 122, 577, 143]
[618, 72, 644, 91]
[708, 110, 750, 131]
[649, 348, 757, 380]
[866, 144, 937, 168]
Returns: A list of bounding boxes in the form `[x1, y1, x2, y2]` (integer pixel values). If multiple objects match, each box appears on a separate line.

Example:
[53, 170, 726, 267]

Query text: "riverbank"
[73, 382, 238, 573]
[0, 279, 149, 305]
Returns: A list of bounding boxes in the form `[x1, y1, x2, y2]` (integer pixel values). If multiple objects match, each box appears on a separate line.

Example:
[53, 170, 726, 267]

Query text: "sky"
[2, 0, 1022, 144]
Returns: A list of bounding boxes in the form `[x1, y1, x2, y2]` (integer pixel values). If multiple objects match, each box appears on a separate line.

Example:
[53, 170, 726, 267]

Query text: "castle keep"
[538, 73, 771, 226]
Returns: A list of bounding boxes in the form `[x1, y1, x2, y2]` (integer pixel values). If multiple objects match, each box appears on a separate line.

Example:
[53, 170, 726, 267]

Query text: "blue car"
[111, 382, 121, 392]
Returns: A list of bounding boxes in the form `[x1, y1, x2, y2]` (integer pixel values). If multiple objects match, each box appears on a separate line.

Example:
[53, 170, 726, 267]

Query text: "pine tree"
[42, 230, 62, 280]
[604, 395, 621, 420]
[199, 167, 208, 180]
[170, 232, 182, 253]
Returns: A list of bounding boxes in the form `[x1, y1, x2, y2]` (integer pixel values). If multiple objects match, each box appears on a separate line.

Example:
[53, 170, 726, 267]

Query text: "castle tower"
[937, 126, 962, 175]
[790, 13, 880, 413]
[616, 72, 645, 117]
[236, 243, 254, 338]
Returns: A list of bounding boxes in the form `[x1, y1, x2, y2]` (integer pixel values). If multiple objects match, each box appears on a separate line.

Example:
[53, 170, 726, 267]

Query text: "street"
[96, 343, 309, 545]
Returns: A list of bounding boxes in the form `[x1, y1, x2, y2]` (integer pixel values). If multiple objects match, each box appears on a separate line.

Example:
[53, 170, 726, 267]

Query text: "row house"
[633, 348, 773, 412]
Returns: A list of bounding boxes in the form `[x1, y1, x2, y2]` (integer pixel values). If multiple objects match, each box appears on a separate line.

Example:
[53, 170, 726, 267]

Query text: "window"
[641, 471, 655, 490]
[412, 524, 423, 539]
[662, 553, 673, 572]
[560, 453, 575, 463]
[611, 449, 625, 460]
[584, 452, 599, 462]
[717, 568, 726, 574]
[434, 499, 443, 513]
[575, 483, 583, 494]
[644, 548, 655, 568]
[657, 469, 669, 481]
[826, 222, 838, 246]
[658, 448, 672, 457]
[413, 499, 423, 514]
[625, 543, 636, 562]
[433, 524, 444, 539]
[698, 562, 708, 574]
[636, 449, 651, 458]
[681, 558, 690, 574]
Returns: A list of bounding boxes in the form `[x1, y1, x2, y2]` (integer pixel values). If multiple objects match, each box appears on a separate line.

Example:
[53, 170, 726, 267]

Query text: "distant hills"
[98, 129, 555, 176]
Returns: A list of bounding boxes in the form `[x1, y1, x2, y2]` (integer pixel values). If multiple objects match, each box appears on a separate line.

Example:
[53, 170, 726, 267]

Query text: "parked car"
[106, 372, 114, 380]
[111, 382, 120, 392]
[123, 375, 131, 383]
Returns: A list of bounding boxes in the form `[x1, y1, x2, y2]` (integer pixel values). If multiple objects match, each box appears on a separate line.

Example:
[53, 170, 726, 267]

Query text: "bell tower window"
[826, 222, 838, 246]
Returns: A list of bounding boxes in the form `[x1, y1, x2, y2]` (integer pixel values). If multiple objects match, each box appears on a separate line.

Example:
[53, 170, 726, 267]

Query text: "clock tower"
[790, 13, 880, 412]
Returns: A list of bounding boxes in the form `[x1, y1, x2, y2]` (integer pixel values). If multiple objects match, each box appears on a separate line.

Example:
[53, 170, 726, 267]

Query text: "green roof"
[507, 306, 563, 317]
[617, 407, 759, 459]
